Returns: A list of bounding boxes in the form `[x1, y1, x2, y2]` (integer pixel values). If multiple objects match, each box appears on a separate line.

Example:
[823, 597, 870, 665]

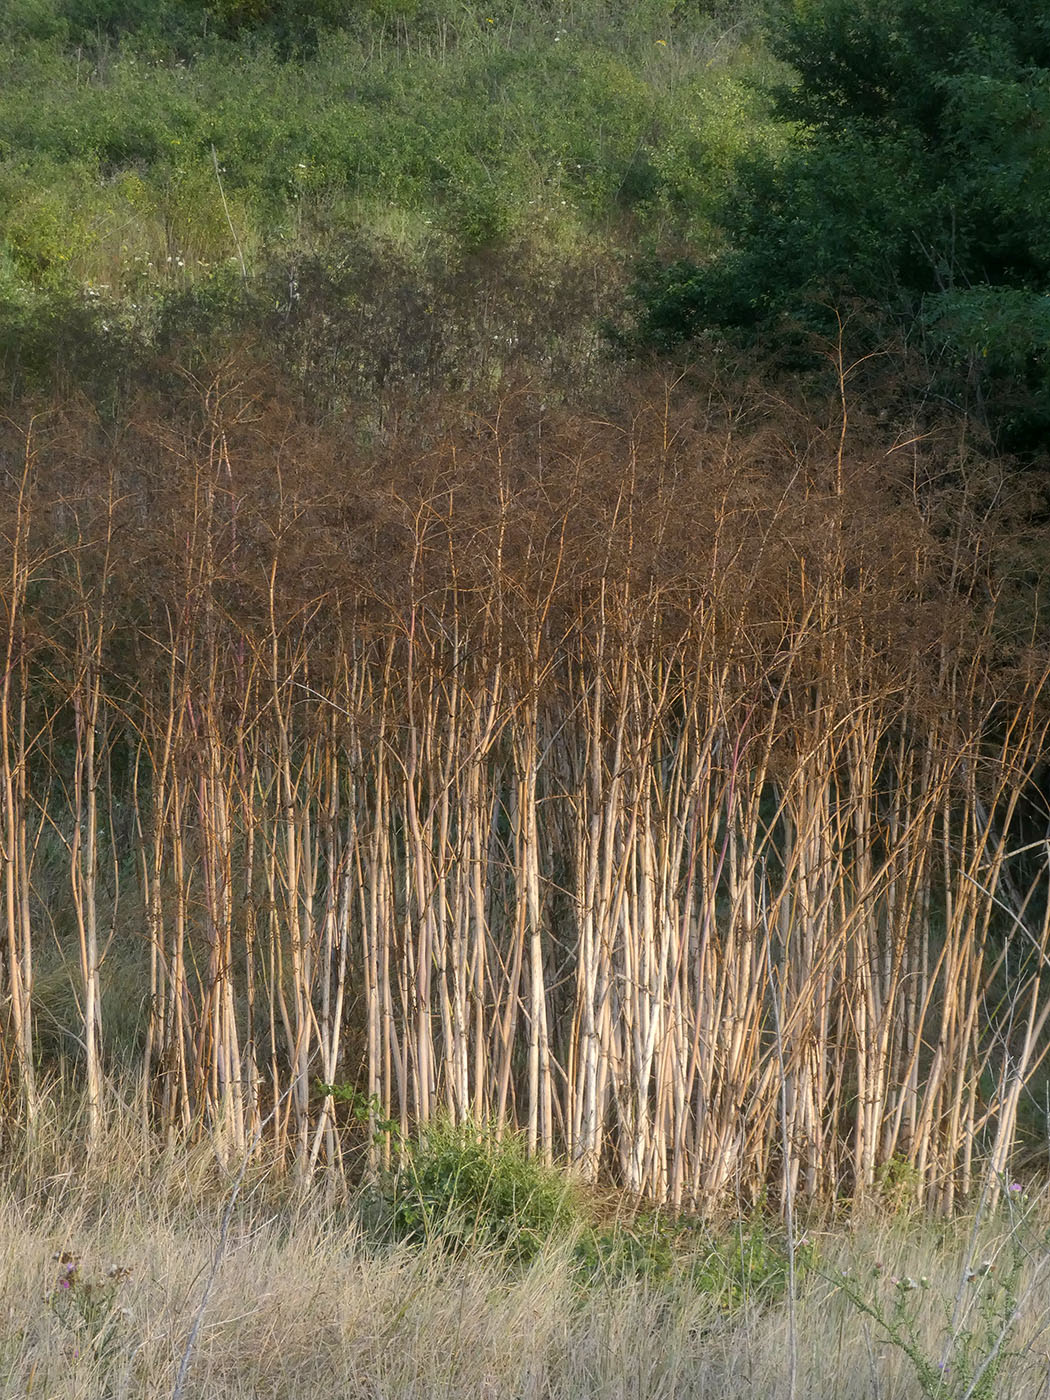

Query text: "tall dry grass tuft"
[1, 367, 1048, 1208]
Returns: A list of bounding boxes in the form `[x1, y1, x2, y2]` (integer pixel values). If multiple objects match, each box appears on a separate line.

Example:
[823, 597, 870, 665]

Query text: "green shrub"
[688, 1217, 813, 1310]
[573, 1215, 677, 1284]
[376, 1119, 582, 1265]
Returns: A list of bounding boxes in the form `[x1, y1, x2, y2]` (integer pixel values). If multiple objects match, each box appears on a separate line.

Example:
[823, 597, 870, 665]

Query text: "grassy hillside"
[0, 0, 782, 405]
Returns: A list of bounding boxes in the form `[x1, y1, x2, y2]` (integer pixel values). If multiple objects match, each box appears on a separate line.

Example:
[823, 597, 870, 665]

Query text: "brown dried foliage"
[0, 364, 1048, 1209]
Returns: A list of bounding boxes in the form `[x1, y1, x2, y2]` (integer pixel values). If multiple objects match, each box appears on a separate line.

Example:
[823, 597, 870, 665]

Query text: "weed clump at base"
[369, 1119, 583, 1265]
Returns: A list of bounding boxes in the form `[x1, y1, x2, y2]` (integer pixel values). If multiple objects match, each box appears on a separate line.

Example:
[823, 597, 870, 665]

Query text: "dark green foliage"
[628, 0, 1050, 448]
[200, 0, 352, 50]
[368, 1120, 813, 1305]
[768, 0, 1050, 137]
[0, 290, 145, 408]
[687, 1217, 813, 1309]
[6, 0, 356, 54]
[573, 1222, 677, 1284]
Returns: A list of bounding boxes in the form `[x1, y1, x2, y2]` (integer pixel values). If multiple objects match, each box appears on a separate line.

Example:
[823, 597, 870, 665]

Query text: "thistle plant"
[47, 1251, 133, 1373]
[830, 1181, 1048, 1400]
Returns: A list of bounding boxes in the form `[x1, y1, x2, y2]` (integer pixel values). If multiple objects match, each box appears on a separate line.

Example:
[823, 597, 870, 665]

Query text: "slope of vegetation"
[0, 0, 783, 407]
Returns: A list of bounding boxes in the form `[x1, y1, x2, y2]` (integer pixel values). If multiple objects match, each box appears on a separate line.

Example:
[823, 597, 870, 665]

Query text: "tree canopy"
[630, 0, 1050, 450]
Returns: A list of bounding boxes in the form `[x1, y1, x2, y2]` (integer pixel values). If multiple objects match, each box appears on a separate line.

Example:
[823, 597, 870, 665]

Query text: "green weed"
[368, 1118, 582, 1265]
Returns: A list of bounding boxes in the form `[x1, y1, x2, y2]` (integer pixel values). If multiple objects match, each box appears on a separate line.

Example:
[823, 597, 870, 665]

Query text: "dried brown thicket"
[1, 370, 1048, 1207]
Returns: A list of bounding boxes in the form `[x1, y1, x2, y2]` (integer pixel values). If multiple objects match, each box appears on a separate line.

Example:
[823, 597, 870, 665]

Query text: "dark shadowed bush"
[626, 0, 1050, 451]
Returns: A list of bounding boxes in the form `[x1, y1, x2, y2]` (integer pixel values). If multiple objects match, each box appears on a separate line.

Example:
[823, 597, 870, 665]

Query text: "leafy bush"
[376, 1119, 582, 1264]
[573, 1216, 678, 1284]
[370, 1120, 814, 1306]
[688, 1217, 813, 1310]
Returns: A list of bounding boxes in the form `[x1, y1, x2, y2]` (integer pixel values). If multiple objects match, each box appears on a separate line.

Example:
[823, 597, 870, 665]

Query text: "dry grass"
[4, 1110, 1050, 1400]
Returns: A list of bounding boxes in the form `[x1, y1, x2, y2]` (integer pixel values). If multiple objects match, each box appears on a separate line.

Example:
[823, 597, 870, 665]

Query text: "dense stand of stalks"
[1, 374, 1048, 1209]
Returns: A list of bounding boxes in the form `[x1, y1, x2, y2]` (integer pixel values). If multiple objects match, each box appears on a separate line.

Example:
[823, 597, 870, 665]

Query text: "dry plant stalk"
[1, 376, 1048, 1208]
